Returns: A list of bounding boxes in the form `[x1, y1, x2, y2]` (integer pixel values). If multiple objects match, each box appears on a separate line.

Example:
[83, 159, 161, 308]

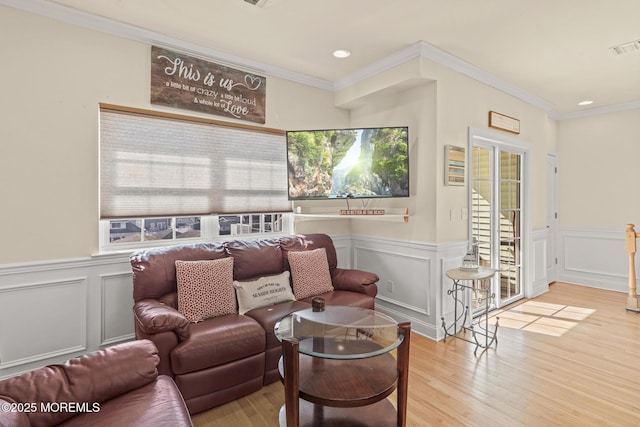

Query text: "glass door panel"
[470, 144, 524, 310]
[499, 151, 522, 303]
[470, 146, 493, 312]
[471, 147, 492, 268]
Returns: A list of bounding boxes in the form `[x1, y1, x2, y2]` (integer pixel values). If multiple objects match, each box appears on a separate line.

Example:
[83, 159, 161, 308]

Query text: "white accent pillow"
[233, 271, 296, 315]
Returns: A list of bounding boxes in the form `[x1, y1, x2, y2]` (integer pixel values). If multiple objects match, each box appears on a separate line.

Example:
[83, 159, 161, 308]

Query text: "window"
[218, 213, 283, 236]
[102, 213, 291, 251]
[99, 104, 292, 251]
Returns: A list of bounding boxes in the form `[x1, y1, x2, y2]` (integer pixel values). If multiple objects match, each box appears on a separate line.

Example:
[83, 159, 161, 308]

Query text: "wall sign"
[488, 111, 520, 134]
[151, 46, 266, 124]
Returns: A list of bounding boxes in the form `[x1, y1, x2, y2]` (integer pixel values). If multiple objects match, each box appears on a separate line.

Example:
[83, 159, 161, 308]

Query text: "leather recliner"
[130, 233, 379, 414]
[0, 340, 192, 427]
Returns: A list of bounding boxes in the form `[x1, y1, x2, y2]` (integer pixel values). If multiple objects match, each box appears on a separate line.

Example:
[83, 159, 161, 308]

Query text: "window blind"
[100, 106, 290, 218]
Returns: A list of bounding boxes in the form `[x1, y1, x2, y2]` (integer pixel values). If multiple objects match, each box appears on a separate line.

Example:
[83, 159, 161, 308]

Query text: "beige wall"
[434, 60, 557, 241]
[346, 80, 438, 243]
[331, 57, 557, 243]
[557, 109, 640, 228]
[0, 5, 573, 264]
[0, 7, 347, 263]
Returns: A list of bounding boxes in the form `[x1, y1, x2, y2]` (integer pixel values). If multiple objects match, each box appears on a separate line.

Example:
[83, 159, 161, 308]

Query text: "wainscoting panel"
[349, 235, 467, 340]
[0, 229, 555, 376]
[0, 277, 87, 370]
[439, 253, 469, 340]
[0, 254, 134, 379]
[100, 271, 135, 346]
[349, 232, 551, 340]
[532, 228, 549, 297]
[356, 246, 431, 315]
[558, 226, 629, 292]
[331, 234, 352, 268]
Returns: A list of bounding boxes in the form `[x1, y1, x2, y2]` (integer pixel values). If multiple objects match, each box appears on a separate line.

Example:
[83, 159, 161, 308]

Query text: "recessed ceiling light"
[333, 49, 351, 59]
[243, 0, 270, 7]
[578, 100, 594, 106]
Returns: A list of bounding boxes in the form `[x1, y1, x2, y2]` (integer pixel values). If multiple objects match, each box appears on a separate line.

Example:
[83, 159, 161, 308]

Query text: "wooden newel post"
[625, 224, 640, 312]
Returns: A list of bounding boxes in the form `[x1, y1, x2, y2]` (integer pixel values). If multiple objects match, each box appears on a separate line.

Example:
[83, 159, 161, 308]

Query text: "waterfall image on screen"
[286, 127, 409, 200]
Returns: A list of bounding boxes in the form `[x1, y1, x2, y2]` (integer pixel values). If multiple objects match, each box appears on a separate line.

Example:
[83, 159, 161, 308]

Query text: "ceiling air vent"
[244, 0, 270, 6]
[609, 39, 640, 55]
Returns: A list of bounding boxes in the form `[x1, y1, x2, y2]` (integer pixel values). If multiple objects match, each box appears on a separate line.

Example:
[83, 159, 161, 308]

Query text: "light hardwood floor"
[192, 282, 640, 426]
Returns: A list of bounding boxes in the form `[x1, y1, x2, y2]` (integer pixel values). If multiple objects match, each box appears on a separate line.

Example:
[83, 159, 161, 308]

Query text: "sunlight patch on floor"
[487, 301, 595, 337]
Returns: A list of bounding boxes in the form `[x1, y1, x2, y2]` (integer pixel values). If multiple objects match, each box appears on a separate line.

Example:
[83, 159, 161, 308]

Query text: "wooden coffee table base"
[278, 398, 397, 427]
[278, 350, 398, 407]
[278, 322, 411, 427]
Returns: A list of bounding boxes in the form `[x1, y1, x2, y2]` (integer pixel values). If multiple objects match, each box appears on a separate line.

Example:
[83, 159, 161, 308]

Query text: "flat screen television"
[286, 126, 409, 200]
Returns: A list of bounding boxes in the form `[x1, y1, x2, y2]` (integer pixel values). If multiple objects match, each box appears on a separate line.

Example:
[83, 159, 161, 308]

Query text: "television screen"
[286, 126, 409, 200]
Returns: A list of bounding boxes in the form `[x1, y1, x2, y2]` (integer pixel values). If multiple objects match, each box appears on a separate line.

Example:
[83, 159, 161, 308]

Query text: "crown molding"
[333, 41, 639, 120]
[418, 41, 557, 113]
[333, 43, 424, 91]
[0, 0, 334, 91]
[553, 101, 640, 121]
[3, 0, 637, 120]
[334, 40, 556, 115]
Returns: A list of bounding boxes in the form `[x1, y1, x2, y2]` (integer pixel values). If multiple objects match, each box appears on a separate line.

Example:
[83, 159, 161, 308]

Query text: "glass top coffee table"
[274, 305, 403, 358]
[274, 305, 411, 427]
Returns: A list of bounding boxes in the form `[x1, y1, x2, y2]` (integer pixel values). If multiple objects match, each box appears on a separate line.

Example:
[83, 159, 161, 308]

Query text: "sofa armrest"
[134, 299, 190, 341]
[0, 396, 29, 427]
[331, 268, 379, 298]
[0, 340, 160, 427]
[59, 376, 192, 427]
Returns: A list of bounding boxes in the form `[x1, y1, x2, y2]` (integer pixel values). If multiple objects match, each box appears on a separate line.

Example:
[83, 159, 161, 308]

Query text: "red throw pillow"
[176, 258, 236, 322]
[288, 248, 334, 300]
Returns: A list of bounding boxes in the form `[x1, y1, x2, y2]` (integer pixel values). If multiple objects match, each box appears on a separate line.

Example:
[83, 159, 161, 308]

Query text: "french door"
[469, 132, 528, 309]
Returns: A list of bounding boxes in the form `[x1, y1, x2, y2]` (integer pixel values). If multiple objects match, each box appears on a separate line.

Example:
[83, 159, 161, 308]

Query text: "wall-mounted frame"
[489, 111, 520, 134]
[445, 145, 465, 186]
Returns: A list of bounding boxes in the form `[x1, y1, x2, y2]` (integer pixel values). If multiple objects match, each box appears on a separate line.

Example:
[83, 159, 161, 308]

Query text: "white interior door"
[546, 154, 558, 283]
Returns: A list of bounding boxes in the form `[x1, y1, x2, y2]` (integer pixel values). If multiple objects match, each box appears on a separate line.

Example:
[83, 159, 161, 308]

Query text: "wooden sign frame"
[489, 111, 520, 134]
[151, 46, 266, 124]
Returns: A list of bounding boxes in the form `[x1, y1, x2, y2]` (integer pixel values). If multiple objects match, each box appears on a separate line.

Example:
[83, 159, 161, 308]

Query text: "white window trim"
[99, 212, 294, 253]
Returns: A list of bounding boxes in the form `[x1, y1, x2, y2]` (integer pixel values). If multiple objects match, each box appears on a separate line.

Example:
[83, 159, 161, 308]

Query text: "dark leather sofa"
[0, 340, 192, 427]
[130, 233, 379, 414]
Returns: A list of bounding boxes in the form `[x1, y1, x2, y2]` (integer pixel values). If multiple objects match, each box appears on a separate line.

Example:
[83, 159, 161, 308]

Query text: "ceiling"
[7, 0, 640, 118]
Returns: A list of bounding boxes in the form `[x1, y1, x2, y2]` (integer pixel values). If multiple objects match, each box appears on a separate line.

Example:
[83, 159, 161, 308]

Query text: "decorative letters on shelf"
[150, 46, 266, 124]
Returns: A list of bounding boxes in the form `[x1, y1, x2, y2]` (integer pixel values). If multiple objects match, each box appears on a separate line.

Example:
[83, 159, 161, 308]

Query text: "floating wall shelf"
[293, 207, 410, 223]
